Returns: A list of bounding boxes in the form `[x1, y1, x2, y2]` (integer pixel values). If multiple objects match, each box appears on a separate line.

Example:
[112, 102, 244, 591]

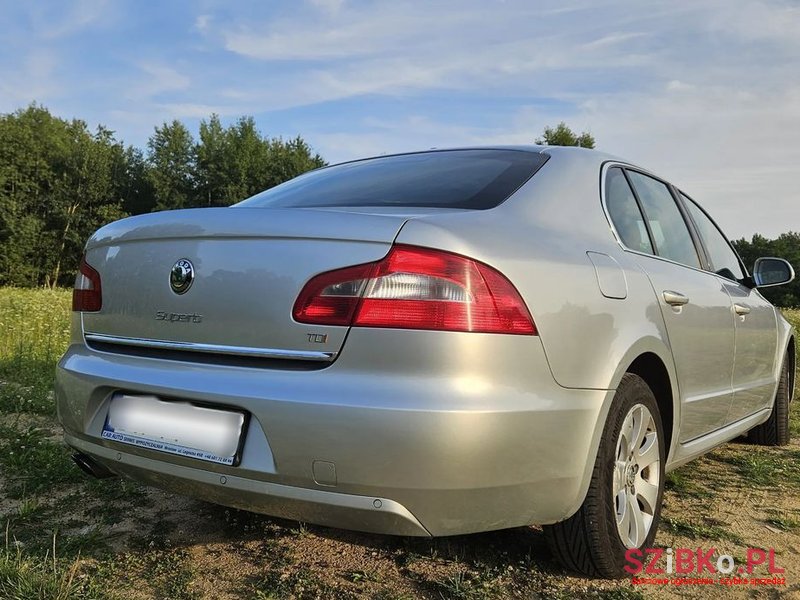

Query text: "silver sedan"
[57, 146, 796, 577]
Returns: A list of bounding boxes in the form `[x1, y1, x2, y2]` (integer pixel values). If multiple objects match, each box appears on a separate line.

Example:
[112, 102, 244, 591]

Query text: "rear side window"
[605, 168, 654, 255]
[626, 171, 701, 269]
[682, 194, 745, 281]
[236, 150, 549, 210]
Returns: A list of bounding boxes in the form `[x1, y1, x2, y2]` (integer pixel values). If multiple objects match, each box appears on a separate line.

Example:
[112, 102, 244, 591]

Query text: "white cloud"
[0, 49, 61, 111]
[195, 14, 211, 33]
[666, 80, 694, 92]
[582, 31, 646, 49]
[156, 102, 234, 119]
[33, 0, 111, 39]
[583, 82, 800, 238]
[308, 0, 345, 14]
[223, 6, 431, 60]
[131, 63, 192, 99]
[223, 2, 590, 62]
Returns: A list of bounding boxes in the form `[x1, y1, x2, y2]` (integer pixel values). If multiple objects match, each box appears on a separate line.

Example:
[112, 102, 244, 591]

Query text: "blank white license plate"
[102, 394, 246, 466]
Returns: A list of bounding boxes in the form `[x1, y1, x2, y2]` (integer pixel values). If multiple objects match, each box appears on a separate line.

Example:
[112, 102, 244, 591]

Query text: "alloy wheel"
[613, 403, 661, 548]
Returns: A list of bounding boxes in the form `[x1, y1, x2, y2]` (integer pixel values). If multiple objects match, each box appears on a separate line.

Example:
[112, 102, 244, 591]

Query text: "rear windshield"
[236, 149, 549, 210]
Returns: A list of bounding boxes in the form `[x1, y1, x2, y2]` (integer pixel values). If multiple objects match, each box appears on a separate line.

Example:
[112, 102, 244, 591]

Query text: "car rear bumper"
[56, 327, 612, 536]
[66, 433, 430, 536]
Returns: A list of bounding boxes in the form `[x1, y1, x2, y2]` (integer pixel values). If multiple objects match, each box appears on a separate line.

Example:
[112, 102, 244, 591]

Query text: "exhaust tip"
[71, 453, 116, 479]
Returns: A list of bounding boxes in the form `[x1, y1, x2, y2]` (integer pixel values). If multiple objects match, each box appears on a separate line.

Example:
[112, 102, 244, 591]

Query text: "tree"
[47, 124, 126, 287]
[193, 115, 326, 207]
[0, 105, 53, 285]
[195, 114, 230, 207]
[536, 122, 595, 148]
[0, 103, 327, 287]
[117, 146, 155, 215]
[0, 105, 133, 287]
[264, 136, 325, 190]
[224, 116, 270, 202]
[147, 120, 196, 211]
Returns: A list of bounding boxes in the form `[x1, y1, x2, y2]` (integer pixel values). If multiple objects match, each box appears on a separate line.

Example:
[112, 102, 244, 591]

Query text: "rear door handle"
[663, 290, 689, 306]
[733, 303, 751, 316]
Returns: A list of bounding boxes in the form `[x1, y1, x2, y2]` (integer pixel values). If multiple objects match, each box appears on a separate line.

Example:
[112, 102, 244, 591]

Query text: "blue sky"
[1, 0, 798, 238]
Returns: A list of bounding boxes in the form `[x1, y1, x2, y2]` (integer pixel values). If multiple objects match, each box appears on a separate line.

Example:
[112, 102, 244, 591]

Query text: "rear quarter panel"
[395, 149, 675, 393]
[396, 149, 680, 494]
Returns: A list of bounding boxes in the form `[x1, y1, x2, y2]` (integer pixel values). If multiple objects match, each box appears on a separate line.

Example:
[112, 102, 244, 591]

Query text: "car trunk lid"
[81, 207, 424, 362]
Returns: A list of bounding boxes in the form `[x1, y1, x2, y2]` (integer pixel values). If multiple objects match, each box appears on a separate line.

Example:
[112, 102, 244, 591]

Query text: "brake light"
[72, 256, 102, 312]
[293, 245, 536, 335]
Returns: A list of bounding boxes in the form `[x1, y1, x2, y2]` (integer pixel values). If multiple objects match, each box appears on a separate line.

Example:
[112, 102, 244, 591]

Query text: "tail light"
[293, 245, 536, 335]
[72, 256, 102, 312]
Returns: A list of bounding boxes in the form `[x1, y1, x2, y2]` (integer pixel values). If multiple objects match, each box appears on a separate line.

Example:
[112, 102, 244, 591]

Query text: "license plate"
[102, 394, 246, 466]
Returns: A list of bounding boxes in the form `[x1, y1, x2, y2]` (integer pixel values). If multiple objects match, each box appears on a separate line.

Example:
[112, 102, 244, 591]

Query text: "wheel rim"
[613, 403, 660, 549]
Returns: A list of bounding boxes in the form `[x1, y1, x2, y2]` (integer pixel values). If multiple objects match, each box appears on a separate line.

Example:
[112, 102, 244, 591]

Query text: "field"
[1, 287, 799, 599]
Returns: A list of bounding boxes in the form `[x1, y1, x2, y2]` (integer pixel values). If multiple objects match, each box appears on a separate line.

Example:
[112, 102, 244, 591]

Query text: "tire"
[543, 373, 665, 578]
[749, 351, 791, 446]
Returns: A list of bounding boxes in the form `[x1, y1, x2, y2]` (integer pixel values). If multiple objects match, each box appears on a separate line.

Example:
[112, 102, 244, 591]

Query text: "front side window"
[605, 168, 654, 254]
[626, 171, 701, 269]
[682, 194, 745, 281]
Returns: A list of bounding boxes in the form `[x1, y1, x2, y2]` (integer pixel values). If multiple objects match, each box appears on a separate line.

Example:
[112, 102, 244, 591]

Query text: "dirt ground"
[13, 425, 800, 599]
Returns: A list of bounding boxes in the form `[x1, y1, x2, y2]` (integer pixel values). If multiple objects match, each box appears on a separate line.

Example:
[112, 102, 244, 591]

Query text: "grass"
[719, 448, 800, 486]
[661, 516, 743, 544]
[0, 527, 104, 600]
[346, 569, 382, 584]
[0, 288, 797, 599]
[765, 514, 800, 532]
[664, 467, 713, 498]
[431, 566, 504, 600]
[0, 288, 71, 416]
[246, 555, 350, 600]
[0, 549, 81, 600]
[0, 425, 82, 498]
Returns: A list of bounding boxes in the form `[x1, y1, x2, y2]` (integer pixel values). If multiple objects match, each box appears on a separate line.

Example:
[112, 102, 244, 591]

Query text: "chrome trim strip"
[84, 333, 337, 362]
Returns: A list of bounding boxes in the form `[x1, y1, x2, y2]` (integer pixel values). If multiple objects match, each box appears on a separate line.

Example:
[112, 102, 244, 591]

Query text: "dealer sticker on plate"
[102, 393, 246, 466]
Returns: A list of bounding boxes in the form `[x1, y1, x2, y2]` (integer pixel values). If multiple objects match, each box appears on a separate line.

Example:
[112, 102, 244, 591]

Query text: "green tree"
[147, 120, 196, 211]
[264, 136, 325, 189]
[223, 116, 269, 201]
[0, 103, 326, 287]
[46, 125, 128, 286]
[0, 105, 133, 286]
[536, 121, 595, 148]
[193, 115, 326, 207]
[117, 146, 156, 215]
[0, 106, 51, 284]
[195, 114, 230, 207]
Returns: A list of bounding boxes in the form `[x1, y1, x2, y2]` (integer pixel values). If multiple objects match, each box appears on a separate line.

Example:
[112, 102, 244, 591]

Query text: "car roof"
[326, 144, 628, 170]
[301, 145, 662, 191]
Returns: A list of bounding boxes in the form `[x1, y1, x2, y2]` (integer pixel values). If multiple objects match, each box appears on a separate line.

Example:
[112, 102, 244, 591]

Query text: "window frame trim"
[675, 189, 750, 282]
[623, 167, 709, 271]
[618, 167, 659, 255]
[599, 161, 712, 276]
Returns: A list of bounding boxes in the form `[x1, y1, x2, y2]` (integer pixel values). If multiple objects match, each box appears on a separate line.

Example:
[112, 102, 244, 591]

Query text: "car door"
[606, 167, 736, 442]
[680, 194, 778, 423]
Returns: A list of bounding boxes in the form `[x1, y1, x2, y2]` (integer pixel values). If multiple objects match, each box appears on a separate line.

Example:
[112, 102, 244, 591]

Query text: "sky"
[0, 0, 798, 239]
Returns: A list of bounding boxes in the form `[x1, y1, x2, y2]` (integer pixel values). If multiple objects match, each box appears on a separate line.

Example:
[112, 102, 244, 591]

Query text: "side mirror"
[752, 257, 795, 288]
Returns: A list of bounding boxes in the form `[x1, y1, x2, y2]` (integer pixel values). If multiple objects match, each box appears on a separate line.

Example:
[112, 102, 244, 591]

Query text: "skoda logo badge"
[170, 259, 194, 295]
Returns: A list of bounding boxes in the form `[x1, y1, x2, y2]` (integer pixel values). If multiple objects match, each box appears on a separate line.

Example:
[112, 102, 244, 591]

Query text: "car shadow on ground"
[110, 486, 588, 598]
